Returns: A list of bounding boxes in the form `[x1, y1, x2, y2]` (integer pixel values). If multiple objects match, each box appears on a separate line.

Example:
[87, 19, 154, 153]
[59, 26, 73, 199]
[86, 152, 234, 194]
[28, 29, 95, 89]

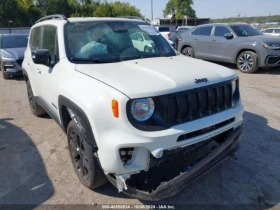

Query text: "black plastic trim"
[34, 96, 60, 126]
[58, 95, 98, 149]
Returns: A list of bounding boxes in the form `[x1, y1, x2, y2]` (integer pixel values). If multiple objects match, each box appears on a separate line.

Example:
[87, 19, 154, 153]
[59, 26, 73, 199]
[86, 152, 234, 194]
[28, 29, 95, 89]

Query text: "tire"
[67, 119, 108, 189]
[26, 80, 46, 116]
[237, 51, 258, 73]
[3, 72, 9, 79]
[182, 47, 194, 57]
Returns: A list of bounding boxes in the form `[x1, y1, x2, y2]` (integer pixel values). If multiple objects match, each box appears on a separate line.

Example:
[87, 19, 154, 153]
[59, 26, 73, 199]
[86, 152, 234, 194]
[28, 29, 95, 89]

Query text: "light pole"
[151, 0, 154, 21]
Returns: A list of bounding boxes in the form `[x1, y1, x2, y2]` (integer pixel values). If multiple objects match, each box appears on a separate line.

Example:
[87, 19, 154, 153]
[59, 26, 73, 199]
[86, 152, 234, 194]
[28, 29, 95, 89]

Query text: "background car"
[176, 26, 193, 33]
[169, 31, 187, 50]
[155, 26, 171, 40]
[178, 23, 280, 73]
[0, 34, 28, 79]
[261, 28, 280, 36]
[130, 32, 155, 52]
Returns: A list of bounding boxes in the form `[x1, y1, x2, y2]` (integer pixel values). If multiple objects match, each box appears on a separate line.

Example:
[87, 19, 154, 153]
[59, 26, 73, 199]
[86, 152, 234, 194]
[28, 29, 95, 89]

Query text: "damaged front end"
[106, 126, 243, 201]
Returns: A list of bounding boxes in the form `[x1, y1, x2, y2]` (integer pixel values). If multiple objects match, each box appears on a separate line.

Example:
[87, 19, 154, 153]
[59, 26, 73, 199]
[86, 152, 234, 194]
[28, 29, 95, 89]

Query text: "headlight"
[1, 51, 15, 59]
[131, 98, 155, 121]
[232, 78, 240, 107]
[232, 80, 237, 95]
[263, 43, 280, 50]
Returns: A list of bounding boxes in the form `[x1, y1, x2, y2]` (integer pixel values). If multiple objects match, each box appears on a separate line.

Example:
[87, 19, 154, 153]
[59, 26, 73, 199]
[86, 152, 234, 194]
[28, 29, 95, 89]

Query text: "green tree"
[93, 3, 113, 17]
[163, 0, 196, 19]
[163, 0, 176, 18]
[111, 1, 141, 17]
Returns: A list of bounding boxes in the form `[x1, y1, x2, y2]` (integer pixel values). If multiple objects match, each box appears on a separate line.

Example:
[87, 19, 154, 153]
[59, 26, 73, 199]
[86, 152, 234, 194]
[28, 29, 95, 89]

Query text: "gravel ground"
[0, 65, 280, 209]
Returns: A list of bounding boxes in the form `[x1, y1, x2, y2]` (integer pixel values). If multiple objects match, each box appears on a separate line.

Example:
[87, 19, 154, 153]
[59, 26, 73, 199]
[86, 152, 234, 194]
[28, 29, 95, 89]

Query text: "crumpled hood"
[2, 47, 26, 58]
[76, 55, 237, 98]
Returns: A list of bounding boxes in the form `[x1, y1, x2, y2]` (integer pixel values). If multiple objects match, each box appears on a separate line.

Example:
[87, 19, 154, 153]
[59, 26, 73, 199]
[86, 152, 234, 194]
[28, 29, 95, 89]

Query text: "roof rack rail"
[116, 16, 144, 20]
[35, 14, 68, 24]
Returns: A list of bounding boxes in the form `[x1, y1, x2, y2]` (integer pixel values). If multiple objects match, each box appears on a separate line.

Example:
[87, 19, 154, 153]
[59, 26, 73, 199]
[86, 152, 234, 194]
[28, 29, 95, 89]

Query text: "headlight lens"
[263, 43, 280, 50]
[232, 80, 237, 95]
[1, 51, 15, 59]
[131, 98, 155, 121]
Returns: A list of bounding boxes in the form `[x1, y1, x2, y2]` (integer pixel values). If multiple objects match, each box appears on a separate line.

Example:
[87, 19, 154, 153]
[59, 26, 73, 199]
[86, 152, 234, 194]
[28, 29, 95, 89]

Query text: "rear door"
[273, 29, 280, 36]
[210, 26, 235, 62]
[191, 26, 213, 58]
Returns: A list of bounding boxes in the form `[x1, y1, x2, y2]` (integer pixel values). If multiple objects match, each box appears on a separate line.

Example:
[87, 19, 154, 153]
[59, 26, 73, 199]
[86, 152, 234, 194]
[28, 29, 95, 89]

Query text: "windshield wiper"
[71, 57, 114, 63]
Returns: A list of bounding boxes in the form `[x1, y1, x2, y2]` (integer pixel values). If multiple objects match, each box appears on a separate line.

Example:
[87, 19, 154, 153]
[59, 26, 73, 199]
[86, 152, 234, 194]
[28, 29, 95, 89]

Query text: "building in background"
[151, 18, 211, 31]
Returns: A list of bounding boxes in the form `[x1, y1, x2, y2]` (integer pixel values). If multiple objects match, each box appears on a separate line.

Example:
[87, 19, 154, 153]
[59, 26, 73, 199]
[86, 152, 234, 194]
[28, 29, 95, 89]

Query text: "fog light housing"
[119, 148, 134, 165]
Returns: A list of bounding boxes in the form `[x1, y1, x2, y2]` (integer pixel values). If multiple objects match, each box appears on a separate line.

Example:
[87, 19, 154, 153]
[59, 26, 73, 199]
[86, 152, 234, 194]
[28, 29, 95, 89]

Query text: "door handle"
[36, 68, 41, 74]
[194, 38, 198, 41]
[212, 40, 216, 42]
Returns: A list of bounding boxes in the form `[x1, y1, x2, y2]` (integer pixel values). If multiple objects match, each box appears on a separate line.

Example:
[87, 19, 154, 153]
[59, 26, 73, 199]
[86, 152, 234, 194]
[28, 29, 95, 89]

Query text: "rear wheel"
[67, 119, 108, 189]
[182, 47, 194, 57]
[237, 51, 258, 73]
[26, 80, 46, 116]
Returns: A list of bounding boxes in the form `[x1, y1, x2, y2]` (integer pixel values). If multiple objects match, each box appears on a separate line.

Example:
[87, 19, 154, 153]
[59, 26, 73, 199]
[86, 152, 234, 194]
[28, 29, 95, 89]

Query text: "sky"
[112, 0, 280, 19]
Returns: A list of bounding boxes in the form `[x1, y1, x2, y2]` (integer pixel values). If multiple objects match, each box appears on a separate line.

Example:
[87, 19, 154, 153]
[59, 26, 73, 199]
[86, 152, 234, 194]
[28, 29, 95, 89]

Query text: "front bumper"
[106, 126, 242, 201]
[1, 58, 23, 77]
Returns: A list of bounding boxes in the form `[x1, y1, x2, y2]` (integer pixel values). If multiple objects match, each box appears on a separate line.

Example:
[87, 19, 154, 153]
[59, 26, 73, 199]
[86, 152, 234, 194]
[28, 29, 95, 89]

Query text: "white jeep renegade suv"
[22, 15, 244, 201]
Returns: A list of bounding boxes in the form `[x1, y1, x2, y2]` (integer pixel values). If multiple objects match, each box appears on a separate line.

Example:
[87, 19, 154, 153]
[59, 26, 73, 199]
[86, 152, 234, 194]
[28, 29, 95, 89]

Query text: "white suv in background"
[22, 15, 244, 201]
[261, 28, 280, 36]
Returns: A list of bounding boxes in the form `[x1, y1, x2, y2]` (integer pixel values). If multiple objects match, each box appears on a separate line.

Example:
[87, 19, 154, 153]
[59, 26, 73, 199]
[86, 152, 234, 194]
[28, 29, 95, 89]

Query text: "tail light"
[168, 33, 171, 39]
[178, 36, 182, 41]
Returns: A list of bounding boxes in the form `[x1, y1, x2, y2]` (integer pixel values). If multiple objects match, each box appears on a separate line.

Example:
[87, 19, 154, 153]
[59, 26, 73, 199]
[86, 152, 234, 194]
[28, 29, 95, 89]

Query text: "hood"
[252, 35, 280, 43]
[76, 56, 237, 98]
[2, 48, 26, 58]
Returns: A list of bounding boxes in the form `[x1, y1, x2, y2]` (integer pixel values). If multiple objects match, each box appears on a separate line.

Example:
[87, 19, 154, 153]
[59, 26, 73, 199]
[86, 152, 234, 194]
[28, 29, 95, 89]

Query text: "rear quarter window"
[158, 27, 170, 32]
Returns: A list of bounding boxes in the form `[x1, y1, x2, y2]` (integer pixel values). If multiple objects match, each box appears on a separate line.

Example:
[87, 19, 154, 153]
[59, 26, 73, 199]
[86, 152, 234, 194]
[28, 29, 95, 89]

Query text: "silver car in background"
[0, 34, 28, 79]
[178, 23, 280, 73]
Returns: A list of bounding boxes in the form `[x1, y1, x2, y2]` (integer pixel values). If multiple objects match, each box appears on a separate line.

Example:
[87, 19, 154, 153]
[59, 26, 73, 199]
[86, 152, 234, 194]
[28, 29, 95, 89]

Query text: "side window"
[264, 29, 273, 33]
[191, 28, 200, 35]
[42, 26, 59, 63]
[198, 27, 213, 36]
[274, 29, 280, 33]
[214, 26, 231, 37]
[30, 27, 41, 50]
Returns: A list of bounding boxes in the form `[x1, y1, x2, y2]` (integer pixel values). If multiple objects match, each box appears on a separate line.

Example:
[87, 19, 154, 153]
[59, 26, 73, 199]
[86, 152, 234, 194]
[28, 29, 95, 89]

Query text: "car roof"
[68, 17, 146, 23]
[196, 23, 249, 27]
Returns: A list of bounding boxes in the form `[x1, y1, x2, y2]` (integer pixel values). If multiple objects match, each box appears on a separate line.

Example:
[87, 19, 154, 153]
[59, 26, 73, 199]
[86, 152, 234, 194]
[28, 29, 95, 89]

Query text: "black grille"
[160, 83, 232, 125]
[16, 59, 23, 66]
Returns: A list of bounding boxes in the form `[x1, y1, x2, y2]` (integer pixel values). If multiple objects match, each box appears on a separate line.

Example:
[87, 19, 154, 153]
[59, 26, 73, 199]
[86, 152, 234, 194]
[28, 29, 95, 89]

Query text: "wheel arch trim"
[58, 95, 98, 149]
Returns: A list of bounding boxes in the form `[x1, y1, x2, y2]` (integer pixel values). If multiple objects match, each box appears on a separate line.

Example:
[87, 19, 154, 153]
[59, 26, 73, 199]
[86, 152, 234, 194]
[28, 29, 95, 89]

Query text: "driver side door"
[210, 26, 236, 62]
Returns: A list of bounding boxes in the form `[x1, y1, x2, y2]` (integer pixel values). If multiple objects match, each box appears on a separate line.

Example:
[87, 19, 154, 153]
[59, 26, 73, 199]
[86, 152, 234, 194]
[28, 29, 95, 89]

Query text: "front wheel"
[67, 119, 108, 189]
[237, 51, 258, 73]
[182, 47, 194, 57]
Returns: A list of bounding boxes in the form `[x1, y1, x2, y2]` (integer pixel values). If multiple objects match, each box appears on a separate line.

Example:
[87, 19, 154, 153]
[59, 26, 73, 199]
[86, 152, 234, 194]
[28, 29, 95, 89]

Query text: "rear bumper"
[106, 126, 242, 201]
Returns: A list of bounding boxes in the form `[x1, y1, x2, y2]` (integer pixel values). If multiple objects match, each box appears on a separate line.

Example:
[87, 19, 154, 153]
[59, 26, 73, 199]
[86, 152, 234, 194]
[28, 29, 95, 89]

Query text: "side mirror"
[224, 33, 234, 40]
[32, 49, 50, 66]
